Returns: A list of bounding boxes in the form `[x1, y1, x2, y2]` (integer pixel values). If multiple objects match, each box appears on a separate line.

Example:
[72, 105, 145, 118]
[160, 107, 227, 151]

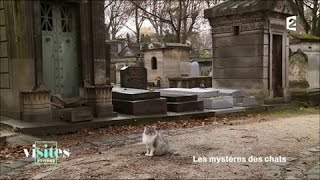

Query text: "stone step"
[112, 87, 160, 101]
[112, 98, 167, 115]
[161, 93, 198, 102]
[53, 106, 94, 122]
[0, 132, 17, 144]
[167, 100, 204, 112]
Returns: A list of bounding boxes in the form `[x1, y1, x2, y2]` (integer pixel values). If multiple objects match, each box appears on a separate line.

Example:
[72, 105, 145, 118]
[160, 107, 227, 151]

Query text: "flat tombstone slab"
[160, 93, 198, 102]
[200, 96, 233, 109]
[112, 98, 167, 115]
[112, 87, 160, 101]
[190, 61, 200, 77]
[120, 67, 147, 89]
[158, 88, 219, 98]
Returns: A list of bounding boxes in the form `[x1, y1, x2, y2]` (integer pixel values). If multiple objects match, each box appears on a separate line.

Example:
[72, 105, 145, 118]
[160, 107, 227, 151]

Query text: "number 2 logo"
[286, 16, 297, 31]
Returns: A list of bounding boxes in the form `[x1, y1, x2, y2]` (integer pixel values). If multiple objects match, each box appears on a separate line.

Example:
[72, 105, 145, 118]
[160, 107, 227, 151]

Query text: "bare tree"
[289, 0, 320, 36]
[131, 0, 223, 43]
[126, 1, 147, 43]
[143, 0, 170, 41]
[104, 0, 131, 40]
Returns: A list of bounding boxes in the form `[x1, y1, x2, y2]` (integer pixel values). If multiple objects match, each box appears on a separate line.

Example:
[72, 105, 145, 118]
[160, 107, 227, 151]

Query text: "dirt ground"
[1, 109, 320, 179]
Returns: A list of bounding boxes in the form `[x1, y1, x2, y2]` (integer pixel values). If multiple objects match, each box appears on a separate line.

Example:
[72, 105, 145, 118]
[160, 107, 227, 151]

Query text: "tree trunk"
[316, 17, 320, 36]
[135, 7, 140, 43]
[176, 0, 182, 43]
[310, 0, 319, 35]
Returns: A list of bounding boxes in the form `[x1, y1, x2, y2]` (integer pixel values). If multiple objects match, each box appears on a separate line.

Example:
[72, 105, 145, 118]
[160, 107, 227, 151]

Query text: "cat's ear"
[152, 125, 157, 130]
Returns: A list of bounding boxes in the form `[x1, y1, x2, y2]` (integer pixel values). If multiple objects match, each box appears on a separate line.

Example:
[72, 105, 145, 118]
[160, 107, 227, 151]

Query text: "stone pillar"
[20, 90, 52, 121]
[86, 85, 117, 118]
[83, 1, 117, 118]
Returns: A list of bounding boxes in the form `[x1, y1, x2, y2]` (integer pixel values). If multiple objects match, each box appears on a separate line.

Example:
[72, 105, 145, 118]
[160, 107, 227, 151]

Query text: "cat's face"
[144, 125, 157, 136]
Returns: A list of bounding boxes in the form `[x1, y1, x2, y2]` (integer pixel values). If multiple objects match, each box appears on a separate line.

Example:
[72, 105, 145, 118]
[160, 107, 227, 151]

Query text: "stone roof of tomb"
[141, 42, 191, 51]
[289, 32, 320, 43]
[204, 0, 294, 18]
[118, 43, 142, 58]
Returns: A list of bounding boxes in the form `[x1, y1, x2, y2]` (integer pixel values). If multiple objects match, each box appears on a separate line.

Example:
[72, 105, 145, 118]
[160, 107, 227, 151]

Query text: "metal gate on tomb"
[41, 1, 79, 98]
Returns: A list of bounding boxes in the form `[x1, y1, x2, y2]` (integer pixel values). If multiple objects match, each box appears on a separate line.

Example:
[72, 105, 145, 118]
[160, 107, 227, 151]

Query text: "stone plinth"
[233, 96, 262, 107]
[21, 90, 52, 121]
[61, 107, 94, 122]
[200, 96, 233, 109]
[86, 85, 117, 118]
[168, 76, 212, 88]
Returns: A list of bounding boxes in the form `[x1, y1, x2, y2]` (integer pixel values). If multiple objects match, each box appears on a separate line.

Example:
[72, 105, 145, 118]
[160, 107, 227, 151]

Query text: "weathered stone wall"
[211, 14, 269, 96]
[144, 48, 190, 87]
[162, 49, 190, 87]
[0, 1, 36, 119]
[208, 13, 290, 98]
[289, 42, 320, 89]
[144, 50, 164, 85]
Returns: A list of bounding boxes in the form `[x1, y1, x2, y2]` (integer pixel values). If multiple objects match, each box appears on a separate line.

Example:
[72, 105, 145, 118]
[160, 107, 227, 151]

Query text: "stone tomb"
[160, 93, 204, 112]
[158, 88, 219, 98]
[120, 67, 148, 89]
[215, 88, 262, 107]
[158, 88, 232, 110]
[206, 88, 262, 107]
[112, 87, 167, 115]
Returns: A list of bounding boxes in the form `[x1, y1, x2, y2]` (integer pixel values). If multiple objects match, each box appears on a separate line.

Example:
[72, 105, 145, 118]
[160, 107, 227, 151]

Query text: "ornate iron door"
[41, 2, 79, 97]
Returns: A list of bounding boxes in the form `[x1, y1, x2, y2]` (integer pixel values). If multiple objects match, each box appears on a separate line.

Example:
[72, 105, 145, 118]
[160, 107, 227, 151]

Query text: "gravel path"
[1, 113, 319, 179]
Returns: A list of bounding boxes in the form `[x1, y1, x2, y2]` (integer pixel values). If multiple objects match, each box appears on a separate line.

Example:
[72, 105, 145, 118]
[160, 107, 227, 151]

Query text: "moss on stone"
[289, 32, 320, 41]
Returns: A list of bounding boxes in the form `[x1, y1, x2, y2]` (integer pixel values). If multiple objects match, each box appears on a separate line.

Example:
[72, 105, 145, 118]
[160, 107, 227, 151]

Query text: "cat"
[142, 125, 169, 156]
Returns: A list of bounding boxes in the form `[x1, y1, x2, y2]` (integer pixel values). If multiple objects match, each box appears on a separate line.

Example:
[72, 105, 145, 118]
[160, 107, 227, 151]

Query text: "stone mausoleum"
[141, 42, 191, 87]
[0, 0, 116, 121]
[204, 0, 295, 99]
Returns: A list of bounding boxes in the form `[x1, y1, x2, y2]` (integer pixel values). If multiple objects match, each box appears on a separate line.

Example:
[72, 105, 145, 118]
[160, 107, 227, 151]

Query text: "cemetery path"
[1, 112, 320, 179]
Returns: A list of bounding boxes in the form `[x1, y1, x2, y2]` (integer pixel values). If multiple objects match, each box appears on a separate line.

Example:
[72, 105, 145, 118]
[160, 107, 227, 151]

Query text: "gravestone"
[190, 61, 200, 77]
[289, 50, 309, 89]
[120, 67, 148, 89]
